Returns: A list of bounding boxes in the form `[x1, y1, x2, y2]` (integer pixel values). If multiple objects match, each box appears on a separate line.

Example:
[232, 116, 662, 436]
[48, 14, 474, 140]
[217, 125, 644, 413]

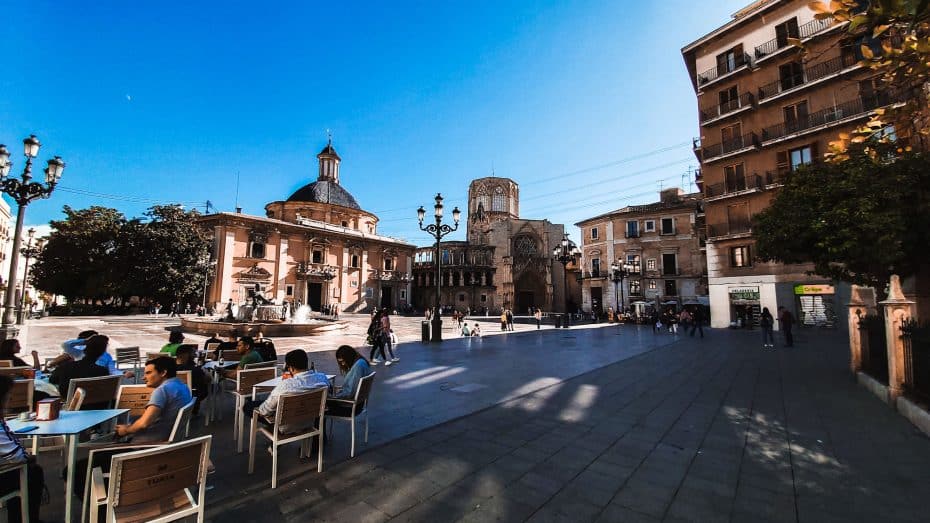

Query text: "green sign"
[729, 287, 760, 301]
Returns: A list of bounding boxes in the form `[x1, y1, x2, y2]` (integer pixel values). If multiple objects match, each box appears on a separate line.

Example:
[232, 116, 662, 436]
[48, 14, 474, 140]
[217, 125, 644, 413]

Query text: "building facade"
[0, 199, 11, 307]
[199, 142, 416, 313]
[412, 177, 572, 314]
[681, 0, 897, 328]
[575, 188, 707, 318]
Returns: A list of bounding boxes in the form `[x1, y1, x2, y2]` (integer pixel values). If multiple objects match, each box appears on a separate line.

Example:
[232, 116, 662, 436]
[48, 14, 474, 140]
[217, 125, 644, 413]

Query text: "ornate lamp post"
[610, 259, 637, 319]
[417, 193, 460, 342]
[0, 136, 65, 340]
[552, 232, 580, 328]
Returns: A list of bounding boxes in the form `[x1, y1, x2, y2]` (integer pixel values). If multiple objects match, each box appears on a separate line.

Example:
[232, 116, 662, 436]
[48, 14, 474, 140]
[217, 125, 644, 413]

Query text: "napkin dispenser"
[36, 398, 62, 421]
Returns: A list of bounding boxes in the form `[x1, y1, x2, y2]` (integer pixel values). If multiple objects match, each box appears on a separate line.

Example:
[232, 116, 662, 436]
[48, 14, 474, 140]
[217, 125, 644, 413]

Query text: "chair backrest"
[243, 360, 277, 370]
[275, 388, 327, 435]
[67, 374, 122, 410]
[168, 398, 197, 443]
[6, 379, 34, 414]
[354, 372, 376, 408]
[116, 384, 156, 418]
[0, 360, 12, 368]
[220, 350, 241, 362]
[67, 387, 86, 411]
[235, 368, 276, 395]
[145, 351, 171, 362]
[0, 366, 32, 379]
[115, 346, 141, 365]
[176, 370, 194, 392]
[205, 342, 220, 356]
[106, 435, 211, 520]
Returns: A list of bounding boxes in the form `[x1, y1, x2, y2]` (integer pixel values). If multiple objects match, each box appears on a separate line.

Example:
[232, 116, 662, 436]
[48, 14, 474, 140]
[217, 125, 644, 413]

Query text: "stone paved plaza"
[19, 316, 930, 522]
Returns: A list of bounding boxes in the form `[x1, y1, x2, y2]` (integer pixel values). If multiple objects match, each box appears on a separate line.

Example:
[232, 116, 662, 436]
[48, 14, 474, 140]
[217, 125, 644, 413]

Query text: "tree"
[753, 142, 930, 294]
[29, 206, 129, 302]
[809, 0, 930, 159]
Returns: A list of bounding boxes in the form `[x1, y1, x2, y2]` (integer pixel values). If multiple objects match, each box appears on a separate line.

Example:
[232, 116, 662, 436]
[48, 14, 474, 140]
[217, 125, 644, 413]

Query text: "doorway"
[380, 286, 393, 310]
[591, 287, 603, 315]
[307, 282, 322, 311]
[516, 291, 535, 314]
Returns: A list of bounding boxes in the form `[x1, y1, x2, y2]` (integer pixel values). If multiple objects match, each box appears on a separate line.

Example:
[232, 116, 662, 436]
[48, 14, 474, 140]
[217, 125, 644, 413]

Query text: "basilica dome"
[286, 180, 361, 209]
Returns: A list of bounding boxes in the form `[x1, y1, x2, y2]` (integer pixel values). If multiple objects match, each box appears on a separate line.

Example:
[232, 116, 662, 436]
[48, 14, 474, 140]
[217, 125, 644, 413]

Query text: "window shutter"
[776, 150, 789, 174]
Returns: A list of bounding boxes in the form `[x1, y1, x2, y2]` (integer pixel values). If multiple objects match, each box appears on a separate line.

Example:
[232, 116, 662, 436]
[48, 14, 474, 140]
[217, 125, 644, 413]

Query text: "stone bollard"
[880, 275, 916, 403]
[848, 285, 877, 374]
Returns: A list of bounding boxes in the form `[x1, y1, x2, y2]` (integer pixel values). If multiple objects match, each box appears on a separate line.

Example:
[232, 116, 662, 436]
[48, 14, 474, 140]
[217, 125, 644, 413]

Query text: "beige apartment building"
[681, 0, 900, 328]
[575, 188, 707, 318]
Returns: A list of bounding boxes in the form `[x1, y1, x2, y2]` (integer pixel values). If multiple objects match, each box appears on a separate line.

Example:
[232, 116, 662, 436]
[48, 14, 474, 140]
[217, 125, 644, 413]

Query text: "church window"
[384, 257, 394, 271]
[480, 294, 487, 302]
[250, 242, 266, 259]
[342, 221, 348, 227]
[591, 258, 601, 277]
[312, 250, 323, 264]
[492, 186, 506, 212]
[286, 284, 294, 297]
[351, 254, 360, 268]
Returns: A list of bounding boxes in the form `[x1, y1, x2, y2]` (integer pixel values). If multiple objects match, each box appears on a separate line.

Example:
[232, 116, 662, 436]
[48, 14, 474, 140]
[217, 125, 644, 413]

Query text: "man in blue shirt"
[116, 357, 192, 442]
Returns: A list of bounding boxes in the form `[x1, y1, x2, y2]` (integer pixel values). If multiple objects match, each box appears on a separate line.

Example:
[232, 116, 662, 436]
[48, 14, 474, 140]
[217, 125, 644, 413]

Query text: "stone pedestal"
[880, 275, 916, 402]
[847, 285, 877, 374]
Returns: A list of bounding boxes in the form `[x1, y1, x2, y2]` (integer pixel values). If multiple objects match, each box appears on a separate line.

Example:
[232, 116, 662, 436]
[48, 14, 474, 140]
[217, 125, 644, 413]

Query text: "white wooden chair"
[114, 346, 142, 382]
[0, 360, 12, 368]
[248, 387, 327, 488]
[169, 398, 197, 441]
[227, 367, 276, 452]
[87, 435, 212, 523]
[327, 371, 375, 458]
[66, 375, 122, 410]
[0, 462, 29, 522]
[29, 387, 86, 456]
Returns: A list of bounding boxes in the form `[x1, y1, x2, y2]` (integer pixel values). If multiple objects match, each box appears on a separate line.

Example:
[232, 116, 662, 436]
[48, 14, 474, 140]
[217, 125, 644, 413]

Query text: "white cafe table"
[9, 409, 128, 523]
[252, 374, 336, 399]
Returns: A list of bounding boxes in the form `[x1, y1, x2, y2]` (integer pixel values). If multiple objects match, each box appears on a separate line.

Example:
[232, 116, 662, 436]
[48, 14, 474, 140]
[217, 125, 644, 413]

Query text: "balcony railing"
[699, 92, 755, 123]
[697, 52, 752, 86]
[625, 231, 641, 239]
[701, 132, 759, 162]
[754, 18, 833, 59]
[706, 221, 752, 238]
[704, 173, 765, 198]
[764, 170, 789, 186]
[761, 93, 896, 142]
[758, 52, 858, 100]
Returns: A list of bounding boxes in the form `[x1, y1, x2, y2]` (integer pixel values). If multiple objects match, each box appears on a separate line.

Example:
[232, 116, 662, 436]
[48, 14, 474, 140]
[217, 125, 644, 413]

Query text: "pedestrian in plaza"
[461, 322, 471, 336]
[651, 310, 660, 333]
[690, 307, 705, 339]
[332, 304, 339, 320]
[225, 299, 235, 321]
[380, 310, 397, 365]
[760, 307, 775, 348]
[778, 306, 795, 347]
[679, 309, 692, 330]
[534, 308, 542, 329]
[472, 323, 482, 337]
[0, 375, 46, 523]
[367, 311, 383, 364]
[506, 308, 514, 331]
[500, 310, 508, 331]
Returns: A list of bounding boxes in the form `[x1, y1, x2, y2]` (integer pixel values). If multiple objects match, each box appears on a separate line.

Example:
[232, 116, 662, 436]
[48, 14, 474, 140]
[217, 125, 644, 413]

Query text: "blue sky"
[0, 0, 746, 245]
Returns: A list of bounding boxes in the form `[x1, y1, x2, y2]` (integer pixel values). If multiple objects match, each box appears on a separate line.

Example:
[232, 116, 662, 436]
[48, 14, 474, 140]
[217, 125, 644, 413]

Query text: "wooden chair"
[87, 435, 212, 523]
[0, 360, 12, 368]
[66, 375, 122, 410]
[228, 367, 276, 452]
[4, 379, 33, 417]
[114, 347, 142, 383]
[204, 342, 220, 358]
[115, 384, 155, 418]
[169, 398, 197, 442]
[176, 370, 194, 393]
[248, 388, 327, 488]
[327, 372, 375, 458]
[145, 351, 171, 362]
[220, 350, 241, 362]
[243, 360, 277, 370]
[0, 366, 33, 379]
[0, 462, 29, 523]
[29, 387, 87, 456]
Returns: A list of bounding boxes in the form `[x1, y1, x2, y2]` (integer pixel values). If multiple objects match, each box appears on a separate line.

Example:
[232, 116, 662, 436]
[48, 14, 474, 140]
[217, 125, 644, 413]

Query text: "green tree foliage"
[30, 204, 211, 305]
[753, 143, 930, 293]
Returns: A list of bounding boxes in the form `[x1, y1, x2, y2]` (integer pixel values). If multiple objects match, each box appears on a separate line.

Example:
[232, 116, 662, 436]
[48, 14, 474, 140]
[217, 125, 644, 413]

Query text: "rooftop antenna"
[234, 171, 241, 213]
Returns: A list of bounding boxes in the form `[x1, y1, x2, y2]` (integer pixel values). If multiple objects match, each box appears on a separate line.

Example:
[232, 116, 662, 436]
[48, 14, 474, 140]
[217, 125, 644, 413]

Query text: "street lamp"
[417, 193, 460, 342]
[610, 259, 637, 319]
[552, 232, 580, 328]
[0, 136, 64, 339]
[16, 228, 37, 324]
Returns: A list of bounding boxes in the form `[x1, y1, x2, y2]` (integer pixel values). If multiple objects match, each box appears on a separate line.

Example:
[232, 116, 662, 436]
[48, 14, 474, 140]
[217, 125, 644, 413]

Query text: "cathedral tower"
[467, 177, 519, 245]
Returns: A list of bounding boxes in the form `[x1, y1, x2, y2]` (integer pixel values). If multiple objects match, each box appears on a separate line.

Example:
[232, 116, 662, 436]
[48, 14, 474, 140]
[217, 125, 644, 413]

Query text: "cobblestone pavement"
[205, 327, 930, 523]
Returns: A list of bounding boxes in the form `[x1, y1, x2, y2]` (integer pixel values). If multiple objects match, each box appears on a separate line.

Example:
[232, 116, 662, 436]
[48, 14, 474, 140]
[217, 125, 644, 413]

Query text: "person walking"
[760, 307, 775, 348]
[679, 309, 692, 331]
[534, 308, 542, 329]
[500, 310, 508, 331]
[367, 311, 383, 364]
[690, 307, 705, 339]
[380, 310, 397, 365]
[778, 306, 795, 347]
[506, 308, 514, 331]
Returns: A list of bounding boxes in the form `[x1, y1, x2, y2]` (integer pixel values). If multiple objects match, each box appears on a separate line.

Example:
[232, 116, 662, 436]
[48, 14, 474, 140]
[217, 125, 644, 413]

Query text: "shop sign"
[794, 284, 835, 295]
[729, 287, 760, 301]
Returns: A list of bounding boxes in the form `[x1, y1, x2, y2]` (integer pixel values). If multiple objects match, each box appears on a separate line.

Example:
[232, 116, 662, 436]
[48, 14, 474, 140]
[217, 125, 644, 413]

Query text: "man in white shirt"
[245, 350, 329, 432]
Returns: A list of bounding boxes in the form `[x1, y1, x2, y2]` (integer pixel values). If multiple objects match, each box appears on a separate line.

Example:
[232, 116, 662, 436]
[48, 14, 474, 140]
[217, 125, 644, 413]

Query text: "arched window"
[475, 188, 489, 214]
[492, 186, 506, 212]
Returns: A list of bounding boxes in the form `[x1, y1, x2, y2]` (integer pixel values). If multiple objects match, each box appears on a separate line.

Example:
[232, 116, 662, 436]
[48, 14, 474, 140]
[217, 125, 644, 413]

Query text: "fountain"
[181, 302, 345, 337]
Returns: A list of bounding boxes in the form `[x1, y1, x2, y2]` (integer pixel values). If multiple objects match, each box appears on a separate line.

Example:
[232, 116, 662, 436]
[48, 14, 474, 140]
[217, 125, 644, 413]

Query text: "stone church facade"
[412, 177, 570, 314]
[199, 142, 416, 313]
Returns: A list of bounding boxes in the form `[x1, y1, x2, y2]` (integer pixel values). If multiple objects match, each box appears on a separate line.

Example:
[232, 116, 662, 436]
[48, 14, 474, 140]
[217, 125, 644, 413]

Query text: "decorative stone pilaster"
[880, 275, 916, 402]
[848, 285, 877, 374]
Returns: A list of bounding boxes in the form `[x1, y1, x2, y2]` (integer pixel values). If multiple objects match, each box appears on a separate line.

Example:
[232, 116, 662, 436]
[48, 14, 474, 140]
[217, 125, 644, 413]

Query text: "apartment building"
[575, 188, 707, 318]
[681, 0, 895, 328]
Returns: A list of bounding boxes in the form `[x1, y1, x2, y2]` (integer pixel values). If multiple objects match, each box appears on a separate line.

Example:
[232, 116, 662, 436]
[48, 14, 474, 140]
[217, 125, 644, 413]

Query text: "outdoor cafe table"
[252, 374, 336, 399]
[8, 408, 128, 522]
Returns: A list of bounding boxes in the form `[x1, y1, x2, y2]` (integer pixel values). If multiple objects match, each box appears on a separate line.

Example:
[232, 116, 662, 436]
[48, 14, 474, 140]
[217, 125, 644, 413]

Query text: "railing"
[625, 231, 640, 239]
[761, 93, 895, 142]
[697, 52, 752, 86]
[754, 18, 833, 59]
[704, 174, 765, 198]
[763, 170, 789, 186]
[901, 319, 930, 402]
[578, 270, 608, 280]
[859, 313, 889, 384]
[701, 132, 759, 161]
[699, 92, 755, 122]
[706, 220, 752, 238]
[758, 52, 858, 100]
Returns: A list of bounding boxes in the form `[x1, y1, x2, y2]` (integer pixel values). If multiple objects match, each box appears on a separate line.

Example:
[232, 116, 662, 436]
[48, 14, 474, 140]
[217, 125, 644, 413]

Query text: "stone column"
[880, 275, 916, 402]
[847, 285, 877, 374]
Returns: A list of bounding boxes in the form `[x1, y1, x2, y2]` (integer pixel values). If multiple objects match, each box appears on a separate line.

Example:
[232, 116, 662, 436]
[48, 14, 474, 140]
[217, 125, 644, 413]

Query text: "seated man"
[222, 336, 263, 379]
[116, 357, 192, 442]
[243, 349, 329, 431]
[202, 332, 222, 352]
[50, 334, 110, 402]
[175, 344, 210, 407]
